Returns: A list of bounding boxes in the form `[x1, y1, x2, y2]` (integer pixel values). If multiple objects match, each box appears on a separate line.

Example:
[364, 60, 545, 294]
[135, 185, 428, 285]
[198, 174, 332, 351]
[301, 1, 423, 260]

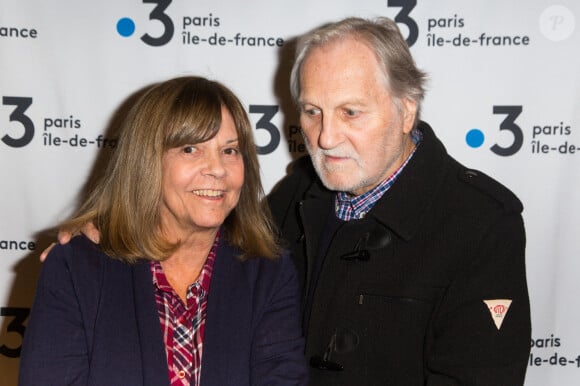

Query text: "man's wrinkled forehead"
[299, 38, 390, 98]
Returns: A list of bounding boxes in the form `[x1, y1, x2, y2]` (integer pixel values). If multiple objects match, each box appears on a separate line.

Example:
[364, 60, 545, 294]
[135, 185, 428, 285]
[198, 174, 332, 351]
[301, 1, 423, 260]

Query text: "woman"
[19, 76, 307, 385]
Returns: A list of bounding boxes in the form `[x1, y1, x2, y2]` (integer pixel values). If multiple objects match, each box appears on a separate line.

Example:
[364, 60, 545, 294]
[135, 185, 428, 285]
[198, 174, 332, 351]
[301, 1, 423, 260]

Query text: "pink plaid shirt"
[151, 233, 219, 386]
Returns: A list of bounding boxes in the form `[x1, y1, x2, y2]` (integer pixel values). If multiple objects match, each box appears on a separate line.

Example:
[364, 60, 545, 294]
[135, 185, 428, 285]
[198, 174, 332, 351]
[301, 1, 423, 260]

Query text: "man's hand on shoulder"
[39, 222, 100, 262]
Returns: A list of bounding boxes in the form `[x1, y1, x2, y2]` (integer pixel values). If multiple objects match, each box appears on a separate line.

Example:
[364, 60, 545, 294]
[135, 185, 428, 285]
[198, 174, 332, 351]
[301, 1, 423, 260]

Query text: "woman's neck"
[160, 228, 218, 302]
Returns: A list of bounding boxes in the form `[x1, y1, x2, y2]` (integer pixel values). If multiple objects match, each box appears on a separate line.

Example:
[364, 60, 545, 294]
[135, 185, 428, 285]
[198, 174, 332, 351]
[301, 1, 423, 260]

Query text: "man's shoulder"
[267, 155, 325, 231]
[404, 122, 523, 216]
[272, 155, 317, 189]
[268, 156, 317, 204]
[450, 161, 523, 215]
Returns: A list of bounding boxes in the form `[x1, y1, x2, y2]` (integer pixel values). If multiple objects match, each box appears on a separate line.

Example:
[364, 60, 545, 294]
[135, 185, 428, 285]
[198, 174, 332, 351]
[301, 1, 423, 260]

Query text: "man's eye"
[302, 106, 320, 116]
[344, 109, 358, 117]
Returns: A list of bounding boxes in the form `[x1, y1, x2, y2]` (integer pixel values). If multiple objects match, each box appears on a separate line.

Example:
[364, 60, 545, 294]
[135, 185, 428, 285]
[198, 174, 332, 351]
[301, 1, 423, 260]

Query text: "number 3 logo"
[0, 307, 30, 358]
[2, 96, 35, 148]
[491, 105, 523, 156]
[387, 0, 419, 46]
[250, 105, 280, 155]
[141, 0, 174, 47]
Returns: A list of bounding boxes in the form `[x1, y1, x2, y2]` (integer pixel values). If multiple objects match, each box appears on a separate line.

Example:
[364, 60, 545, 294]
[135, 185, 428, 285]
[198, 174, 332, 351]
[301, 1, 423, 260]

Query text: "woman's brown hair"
[63, 76, 280, 262]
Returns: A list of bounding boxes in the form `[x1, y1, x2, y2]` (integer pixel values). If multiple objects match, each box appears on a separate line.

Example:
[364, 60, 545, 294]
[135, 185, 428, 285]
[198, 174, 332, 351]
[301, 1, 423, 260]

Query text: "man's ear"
[400, 98, 418, 134]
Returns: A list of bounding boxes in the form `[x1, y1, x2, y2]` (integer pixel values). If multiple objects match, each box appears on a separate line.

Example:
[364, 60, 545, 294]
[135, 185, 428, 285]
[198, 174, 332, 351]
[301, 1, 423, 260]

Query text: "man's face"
[298, 37, 417, 196]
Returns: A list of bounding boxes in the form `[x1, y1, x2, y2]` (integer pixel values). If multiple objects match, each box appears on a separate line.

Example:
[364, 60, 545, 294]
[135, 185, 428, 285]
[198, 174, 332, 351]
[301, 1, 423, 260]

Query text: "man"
[45, 16, 531, 386]
[267, 17, 531, 385]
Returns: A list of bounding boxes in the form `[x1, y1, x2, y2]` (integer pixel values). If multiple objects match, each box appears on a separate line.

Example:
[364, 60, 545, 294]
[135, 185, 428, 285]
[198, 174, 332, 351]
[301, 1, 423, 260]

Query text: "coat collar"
[367, 121, 449, 241]
[299, 121, 449, 243]
[199, 236, 246, 386]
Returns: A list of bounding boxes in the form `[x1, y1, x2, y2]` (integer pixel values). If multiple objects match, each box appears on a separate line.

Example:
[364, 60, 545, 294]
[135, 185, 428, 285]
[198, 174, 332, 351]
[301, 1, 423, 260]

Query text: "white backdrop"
[1, 1, 578, 384]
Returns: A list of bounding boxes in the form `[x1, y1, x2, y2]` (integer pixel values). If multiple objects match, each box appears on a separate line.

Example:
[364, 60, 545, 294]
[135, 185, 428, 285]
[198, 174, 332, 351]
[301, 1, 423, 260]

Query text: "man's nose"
[318, 115, 342, 149]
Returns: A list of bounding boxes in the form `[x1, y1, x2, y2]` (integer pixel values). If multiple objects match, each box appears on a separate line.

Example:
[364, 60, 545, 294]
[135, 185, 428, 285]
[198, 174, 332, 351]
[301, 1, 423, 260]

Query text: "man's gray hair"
[290, 17, 428, 122]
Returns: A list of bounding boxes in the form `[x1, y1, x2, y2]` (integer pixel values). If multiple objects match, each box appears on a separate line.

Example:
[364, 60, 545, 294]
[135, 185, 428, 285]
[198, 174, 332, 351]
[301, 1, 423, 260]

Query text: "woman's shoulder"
[224, 242, 292, 270]
[42, 234, 128, 284]
[227, 247, 296, 287]
[46, 234, 105, 265]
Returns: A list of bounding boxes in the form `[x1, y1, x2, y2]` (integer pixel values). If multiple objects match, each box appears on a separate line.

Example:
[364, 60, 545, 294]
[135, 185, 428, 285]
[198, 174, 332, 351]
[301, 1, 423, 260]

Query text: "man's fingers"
[82, 223, 100, 244]
[57, 230, 73, 245]
[39, 242, 56, 262]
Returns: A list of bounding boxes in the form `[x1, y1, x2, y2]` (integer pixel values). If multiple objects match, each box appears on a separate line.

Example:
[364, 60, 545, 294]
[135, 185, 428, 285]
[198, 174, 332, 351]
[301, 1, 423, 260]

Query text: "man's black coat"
[268, 121, 531, 385]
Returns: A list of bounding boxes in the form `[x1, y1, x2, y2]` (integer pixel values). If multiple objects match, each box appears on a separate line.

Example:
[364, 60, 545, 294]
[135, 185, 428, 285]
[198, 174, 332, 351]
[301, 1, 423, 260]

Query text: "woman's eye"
[224, 147, 240, 156]
[183, 146, 196, 154]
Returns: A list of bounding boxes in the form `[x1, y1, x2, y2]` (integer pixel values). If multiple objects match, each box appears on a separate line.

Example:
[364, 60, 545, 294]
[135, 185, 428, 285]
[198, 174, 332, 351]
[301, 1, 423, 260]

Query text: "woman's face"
[160, 106, 244, 239]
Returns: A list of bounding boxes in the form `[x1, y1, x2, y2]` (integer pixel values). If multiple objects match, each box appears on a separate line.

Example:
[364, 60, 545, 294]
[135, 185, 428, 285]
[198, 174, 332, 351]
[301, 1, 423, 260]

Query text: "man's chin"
[319, 175, 357, 193]
[313, 161, 358, 191]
